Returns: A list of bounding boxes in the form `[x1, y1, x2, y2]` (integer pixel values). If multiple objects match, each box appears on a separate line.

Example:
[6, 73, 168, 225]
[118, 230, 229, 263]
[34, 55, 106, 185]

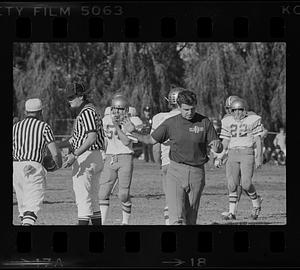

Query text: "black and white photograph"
[12, 42, 286, 225]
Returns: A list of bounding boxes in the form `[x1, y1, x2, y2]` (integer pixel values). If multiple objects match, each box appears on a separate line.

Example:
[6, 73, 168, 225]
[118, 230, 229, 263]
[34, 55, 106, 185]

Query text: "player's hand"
[209, 140, 223, 153]
[214, 149, 225, 159]
[122, 117, 135, 133]
[255, 157, 262, 169]
[101, 150, 106, 161]
[214, 158, 222, 168]
[62, 153, 77, 168]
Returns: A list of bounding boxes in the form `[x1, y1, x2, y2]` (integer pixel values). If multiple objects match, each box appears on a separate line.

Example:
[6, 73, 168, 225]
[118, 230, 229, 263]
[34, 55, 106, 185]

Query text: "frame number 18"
[190, 257, 207, 267]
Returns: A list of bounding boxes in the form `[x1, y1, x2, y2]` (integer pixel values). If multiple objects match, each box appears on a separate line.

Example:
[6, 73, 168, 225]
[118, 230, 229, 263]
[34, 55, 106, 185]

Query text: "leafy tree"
[13, 42, 285, 134]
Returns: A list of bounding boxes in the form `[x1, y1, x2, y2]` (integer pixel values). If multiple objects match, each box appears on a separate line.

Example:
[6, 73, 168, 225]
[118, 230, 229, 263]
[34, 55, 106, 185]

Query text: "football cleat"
[250, 196, 263, 220]
[222, 212, 236, 220]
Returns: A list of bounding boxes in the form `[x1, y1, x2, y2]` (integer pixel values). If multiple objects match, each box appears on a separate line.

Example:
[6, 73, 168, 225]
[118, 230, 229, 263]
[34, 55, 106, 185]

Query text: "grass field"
[12, 159, 286, 225]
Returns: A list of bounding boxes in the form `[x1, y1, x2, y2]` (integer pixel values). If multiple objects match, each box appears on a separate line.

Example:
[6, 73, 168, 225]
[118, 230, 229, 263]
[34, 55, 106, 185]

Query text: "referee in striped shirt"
[13, 98, 62, 225]
[59, 82, 105, 225]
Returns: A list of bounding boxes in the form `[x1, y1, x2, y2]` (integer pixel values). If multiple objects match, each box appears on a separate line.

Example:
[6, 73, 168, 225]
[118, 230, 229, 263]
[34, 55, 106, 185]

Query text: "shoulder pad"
[102, 115, 112, 125]
[152, 112, 164, 122]
[246, 114, 261, 121]
[152, 112, 170, 126]
[130, 116, 143, 126]
[221, 114, 233, 123]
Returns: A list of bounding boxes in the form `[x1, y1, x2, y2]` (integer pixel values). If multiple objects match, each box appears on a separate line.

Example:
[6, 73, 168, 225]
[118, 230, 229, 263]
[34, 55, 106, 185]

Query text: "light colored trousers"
[166, 160, 205, 225]
[226, 148, 255, 193]
[99, 154, 133, 203]
[13, 161, 47, 217]
[72, 150, 103, 218]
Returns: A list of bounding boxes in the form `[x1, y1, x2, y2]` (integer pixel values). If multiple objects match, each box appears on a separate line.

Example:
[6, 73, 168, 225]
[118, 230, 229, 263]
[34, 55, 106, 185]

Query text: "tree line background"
[13, 42, 286, 135]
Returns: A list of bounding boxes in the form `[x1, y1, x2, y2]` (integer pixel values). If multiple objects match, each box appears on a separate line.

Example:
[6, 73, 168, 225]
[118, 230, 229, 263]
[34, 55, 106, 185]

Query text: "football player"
[151, 87, 184, 224]
[218, 98, 263, 220]
[99, 94, 143, 225]
[214, 95, 264, 217]
[213, 95, 240, 168]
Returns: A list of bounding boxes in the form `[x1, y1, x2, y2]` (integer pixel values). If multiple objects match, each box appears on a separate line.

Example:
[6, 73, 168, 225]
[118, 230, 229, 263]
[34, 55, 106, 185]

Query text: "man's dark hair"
[177, 90, 197, 106]
[169, 103, 178, 110]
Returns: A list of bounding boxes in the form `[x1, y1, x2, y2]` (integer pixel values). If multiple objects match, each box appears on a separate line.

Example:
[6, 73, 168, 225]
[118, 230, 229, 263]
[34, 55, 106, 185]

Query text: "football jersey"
[222, 110, 256, 118]
[220, 113, 263, 149]
[103, 115, 143, 155]
[151, 110, 181, 166]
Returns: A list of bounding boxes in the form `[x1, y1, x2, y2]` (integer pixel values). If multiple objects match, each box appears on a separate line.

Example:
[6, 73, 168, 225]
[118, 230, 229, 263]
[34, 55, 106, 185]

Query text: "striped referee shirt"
[13, 116, 55, 163]
[69, 102, 105, 151]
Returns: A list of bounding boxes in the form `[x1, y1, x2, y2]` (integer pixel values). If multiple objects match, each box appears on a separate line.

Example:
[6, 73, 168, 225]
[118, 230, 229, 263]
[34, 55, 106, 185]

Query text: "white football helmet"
[165, 87, 185, 106]
[111, 95, 128, 108]
[111, 95, 129, 122]
[231, 98, 247, 120]
[225, 95, 240, 113]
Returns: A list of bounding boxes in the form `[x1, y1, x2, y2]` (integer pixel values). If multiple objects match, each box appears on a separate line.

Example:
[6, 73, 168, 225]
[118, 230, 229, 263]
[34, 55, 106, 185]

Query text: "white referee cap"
[25, 98, 42, 112]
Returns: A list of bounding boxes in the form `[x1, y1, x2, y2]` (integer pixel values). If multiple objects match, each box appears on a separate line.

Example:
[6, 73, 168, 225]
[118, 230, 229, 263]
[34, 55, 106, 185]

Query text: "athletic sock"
[22, 211, 37, 225]
[100, 200, 109, 224]
[229, 192, 238, 214]
[247, 191, 260, 208]
[163, 207, 170, 225]
[121, 201, 132, 225]
[78, 217, 90, 225]
[247, 191, 258, 200]
[91, 211, 102, 225]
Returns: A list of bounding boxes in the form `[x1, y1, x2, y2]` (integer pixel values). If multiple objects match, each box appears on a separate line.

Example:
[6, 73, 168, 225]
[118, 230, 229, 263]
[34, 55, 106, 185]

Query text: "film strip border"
[0, 2, 299, 40]
[1, 228, 291, 267]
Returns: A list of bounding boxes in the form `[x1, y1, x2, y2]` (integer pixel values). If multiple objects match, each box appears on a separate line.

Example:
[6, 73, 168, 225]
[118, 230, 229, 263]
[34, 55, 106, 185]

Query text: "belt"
[170, 160, 204, 169]
[106, 153, 133, 156]
[13, 158, 39, 162]
[229, 147, 253, 150]
[107, 153, 133, 165]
